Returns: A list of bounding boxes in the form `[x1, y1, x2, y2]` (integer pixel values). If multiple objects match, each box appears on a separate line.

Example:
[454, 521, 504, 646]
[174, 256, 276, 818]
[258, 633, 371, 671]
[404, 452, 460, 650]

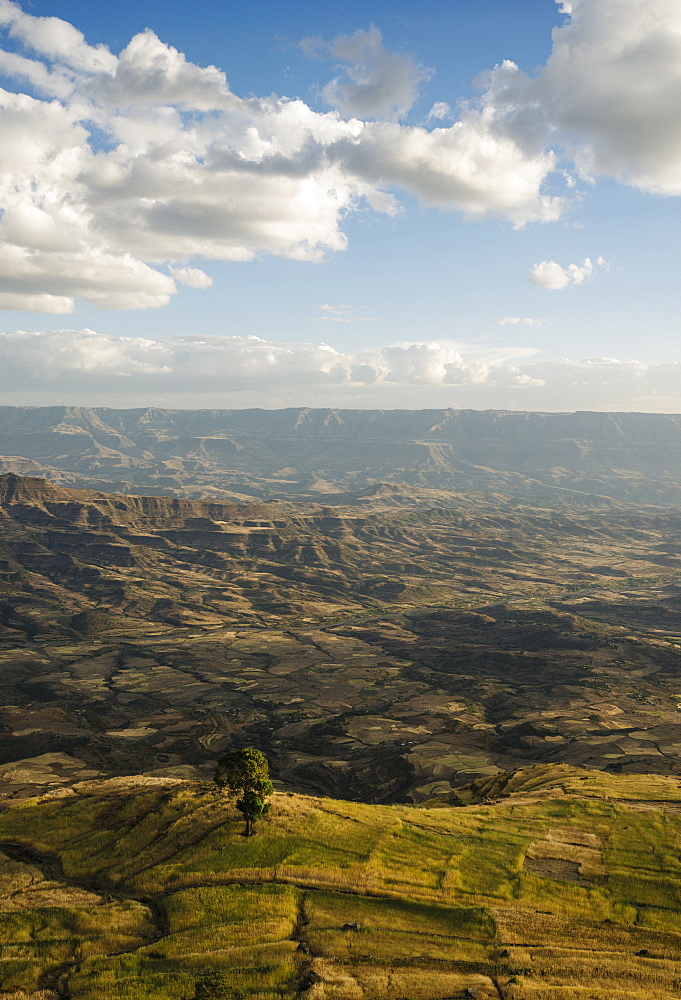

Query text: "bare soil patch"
[523, 855, 585, 883]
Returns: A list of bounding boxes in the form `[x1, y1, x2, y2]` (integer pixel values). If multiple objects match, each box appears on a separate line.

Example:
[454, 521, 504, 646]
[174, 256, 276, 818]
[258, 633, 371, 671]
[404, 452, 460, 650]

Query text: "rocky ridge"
[2, 405, 681, 502]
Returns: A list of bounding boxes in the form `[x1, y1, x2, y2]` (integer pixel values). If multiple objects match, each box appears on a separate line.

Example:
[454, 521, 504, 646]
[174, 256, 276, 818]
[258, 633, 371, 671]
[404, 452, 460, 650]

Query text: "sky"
[0, 0, 680, 411]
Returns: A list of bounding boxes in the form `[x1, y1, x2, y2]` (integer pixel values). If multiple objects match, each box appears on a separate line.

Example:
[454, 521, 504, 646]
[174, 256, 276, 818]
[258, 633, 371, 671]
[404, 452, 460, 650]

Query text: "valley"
[1, 472, 681, 804]
[1, 408, 681, 998]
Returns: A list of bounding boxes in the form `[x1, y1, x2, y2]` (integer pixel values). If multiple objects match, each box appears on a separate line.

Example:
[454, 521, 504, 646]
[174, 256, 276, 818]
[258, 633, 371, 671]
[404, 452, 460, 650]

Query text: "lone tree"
[214, 748, 273, 836]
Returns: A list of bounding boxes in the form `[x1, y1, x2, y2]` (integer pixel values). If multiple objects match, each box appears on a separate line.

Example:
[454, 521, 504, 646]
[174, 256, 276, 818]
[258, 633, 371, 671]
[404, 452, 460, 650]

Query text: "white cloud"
[0, 0, 116, 74]
[482, 0, 681, 195]
[527, 257, 593, 290]
[304, 26, 431, 120]
[527, 253, 610, 290]
[0, 4, 572, 312]
[550, 0, 681, 194]
[509, 373, 546, 387]
[426, 102, 451, 122]
[0, 60, 366, 309]
[500, 316, 546, 327]
[0, 0, 677, 313]
[314, 304, 354, 323]
[0, 328, 172, 376]
[0, 49, 72, 98]
[0, 292, 73, 313]
[168, 266, 213, 289]
[341, 118, 562, 223]
[97, 28, 231, 110]
[0, 328, 532, 387]
[1, 328, 679, 412]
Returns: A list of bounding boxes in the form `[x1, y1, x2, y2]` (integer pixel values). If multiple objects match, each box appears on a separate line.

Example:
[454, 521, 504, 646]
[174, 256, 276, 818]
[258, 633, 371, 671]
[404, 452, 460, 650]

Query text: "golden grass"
[1, 766, 681, 997]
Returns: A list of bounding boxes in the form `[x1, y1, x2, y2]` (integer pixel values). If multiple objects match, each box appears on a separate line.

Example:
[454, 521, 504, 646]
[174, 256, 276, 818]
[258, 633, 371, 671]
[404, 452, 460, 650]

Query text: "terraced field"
[2, 474, 681, 802]
[0, 766, 680, 999]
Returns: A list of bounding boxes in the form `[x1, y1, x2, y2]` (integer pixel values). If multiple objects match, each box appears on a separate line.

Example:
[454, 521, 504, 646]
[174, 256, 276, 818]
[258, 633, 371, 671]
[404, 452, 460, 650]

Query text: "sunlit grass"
[1, 767, 681, 997]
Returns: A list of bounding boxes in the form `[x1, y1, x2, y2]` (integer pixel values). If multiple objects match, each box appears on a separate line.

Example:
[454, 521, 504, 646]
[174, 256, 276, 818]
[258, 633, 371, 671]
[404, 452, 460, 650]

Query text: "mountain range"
[2, 406, 681, 502]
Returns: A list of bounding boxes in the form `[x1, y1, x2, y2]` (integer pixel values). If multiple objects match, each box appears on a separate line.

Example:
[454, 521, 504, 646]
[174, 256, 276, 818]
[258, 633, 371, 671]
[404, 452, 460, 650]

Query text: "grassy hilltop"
[0, 765, 681, 999]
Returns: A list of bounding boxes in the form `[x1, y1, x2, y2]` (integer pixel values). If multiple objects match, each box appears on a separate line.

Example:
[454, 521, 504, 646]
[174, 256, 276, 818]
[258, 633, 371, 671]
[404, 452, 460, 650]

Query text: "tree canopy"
[214, 748, 273, 836]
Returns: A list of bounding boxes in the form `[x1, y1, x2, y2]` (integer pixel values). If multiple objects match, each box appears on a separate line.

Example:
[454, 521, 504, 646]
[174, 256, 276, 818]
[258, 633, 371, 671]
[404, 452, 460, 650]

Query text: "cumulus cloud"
[0, 328, 172, 377]
[168, 266, 213, 289]
[551, 0, 681, 193]
[0, 0, 678, 312]
[0, 0, 116, 74]
[0, 328, 536, 389]
[482, 0, 681, 195]
[0, 28, 366, 310]
[527, 257, 593, 290]
[340, 119, 562, 222]
[0, 3, 571, 312]
[3, 328, 681, 414]
[527, 254, 610, 290]
[303, 26, 431, 120]
[0, 292, 73, 313]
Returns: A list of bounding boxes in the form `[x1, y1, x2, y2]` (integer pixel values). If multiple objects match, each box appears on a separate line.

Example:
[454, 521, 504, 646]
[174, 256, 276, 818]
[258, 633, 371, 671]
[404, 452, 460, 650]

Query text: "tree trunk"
[245, 814, 252, 837]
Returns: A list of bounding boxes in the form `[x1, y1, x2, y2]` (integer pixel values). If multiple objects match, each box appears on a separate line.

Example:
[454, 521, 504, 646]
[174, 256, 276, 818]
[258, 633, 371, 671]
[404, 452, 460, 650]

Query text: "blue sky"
[0, 0, 679, 410]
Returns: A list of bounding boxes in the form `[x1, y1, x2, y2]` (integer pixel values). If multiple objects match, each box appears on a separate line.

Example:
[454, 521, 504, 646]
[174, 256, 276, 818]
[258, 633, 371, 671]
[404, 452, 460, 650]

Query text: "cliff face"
[1, 406, 681, 501]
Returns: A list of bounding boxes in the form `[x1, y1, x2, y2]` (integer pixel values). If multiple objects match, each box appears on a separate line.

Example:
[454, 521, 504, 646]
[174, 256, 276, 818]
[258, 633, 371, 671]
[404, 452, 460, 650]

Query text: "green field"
[0, 765, 680, 999]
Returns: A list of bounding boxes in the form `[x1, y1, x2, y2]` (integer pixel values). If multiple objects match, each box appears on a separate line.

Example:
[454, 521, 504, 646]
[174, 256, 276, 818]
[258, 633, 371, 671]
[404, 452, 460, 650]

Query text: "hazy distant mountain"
[1, 405, 681, 502]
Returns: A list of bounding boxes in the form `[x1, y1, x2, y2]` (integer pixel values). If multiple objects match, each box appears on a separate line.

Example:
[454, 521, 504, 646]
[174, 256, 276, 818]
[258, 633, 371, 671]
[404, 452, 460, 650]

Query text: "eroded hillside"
[2, 474, 681, 802]
[3, 406, 681, 502]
